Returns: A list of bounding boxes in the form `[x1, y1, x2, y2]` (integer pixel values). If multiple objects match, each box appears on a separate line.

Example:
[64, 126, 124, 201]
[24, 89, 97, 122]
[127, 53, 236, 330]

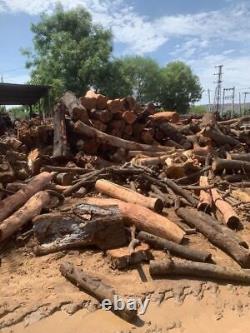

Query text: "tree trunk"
[95, 179, 163, 212]
[176, 207, 250, 267]
[212, 158, 250, 174]
[0, 191, 50, 242]
[137, 231, 211, 262]
[149, 258, 250, 284]
[61, 91, 89, 123]
[0, 171, 53, 223]
[53, 102, 70, 159]
[83, 197, 185, 244]
[74, 120, 170, 152]
[60, 262, 137, 322]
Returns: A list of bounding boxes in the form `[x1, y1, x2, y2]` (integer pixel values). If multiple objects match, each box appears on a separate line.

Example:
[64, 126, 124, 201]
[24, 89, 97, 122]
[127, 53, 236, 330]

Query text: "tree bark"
[60, 262, 137, 322]
[211, 188, 241, 229]
[84, 197, 185, 244]
[0, 191, 50, 242]
[149, 258, 250, 284]
[212, 158, 250, 174]
[137, 231, 211, 262]
[0, 171, 53, 223]
[176, 207, 250, 267]
[53, 102, 70, 159]
[74, 120, 170, 152]
[95, 179, 163, 212]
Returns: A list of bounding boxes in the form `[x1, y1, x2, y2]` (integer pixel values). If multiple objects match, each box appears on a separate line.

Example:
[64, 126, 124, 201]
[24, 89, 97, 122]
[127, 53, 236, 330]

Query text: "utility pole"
[243, 92, 250, 114]
[222, 87, 235, 117]
[213, 65, 223, 114]
[207, 89, 211, 112]
[239, 92, 242, 115]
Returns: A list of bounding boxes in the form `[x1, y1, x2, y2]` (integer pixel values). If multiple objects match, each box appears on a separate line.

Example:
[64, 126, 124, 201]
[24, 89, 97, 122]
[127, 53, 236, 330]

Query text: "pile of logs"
[1, 89, 250, 322]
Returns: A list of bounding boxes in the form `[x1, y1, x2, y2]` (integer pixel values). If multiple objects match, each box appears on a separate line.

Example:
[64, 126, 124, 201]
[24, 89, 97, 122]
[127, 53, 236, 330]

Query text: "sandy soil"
[1, 202, 250, 333]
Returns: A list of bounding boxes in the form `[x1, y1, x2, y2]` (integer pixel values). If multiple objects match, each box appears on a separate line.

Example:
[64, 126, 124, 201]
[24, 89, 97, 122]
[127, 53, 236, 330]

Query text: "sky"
[0, 0, 250, 104]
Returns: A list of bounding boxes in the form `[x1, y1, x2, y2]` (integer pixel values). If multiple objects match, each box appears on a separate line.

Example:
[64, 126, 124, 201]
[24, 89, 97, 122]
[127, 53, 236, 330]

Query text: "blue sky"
[0, 0, 250, 104]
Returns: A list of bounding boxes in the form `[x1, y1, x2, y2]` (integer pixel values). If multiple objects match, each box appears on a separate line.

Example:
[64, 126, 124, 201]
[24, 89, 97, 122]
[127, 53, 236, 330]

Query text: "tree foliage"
[158, 61, 202, 113]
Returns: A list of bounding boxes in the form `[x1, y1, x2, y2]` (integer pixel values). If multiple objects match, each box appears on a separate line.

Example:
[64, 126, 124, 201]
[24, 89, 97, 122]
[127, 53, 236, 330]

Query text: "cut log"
[80, 96, 96, 111]
[107, 99, 123, 113]
[84, 91, 108, 110]
[137, 231, 211, 262]
[212, 158, 250, 174]
[211, 188, 241, 229]
[0, 171, 53, 223]
[176, 207, 250, 267]
[122, 111, 137, 125]
[230, 153, 250, 162]
[141, 128, 155, 145]
[91, 119, 107, 132]
[95, 179, 164, 212]
[157, 122, 192, 149]
[0, 191, 50, 242]
[231, 189, 250, 203]
[198, 176, 212, 212]
[61, 91, 88, 123]
[83, 197, 185, 244]
[201, 112, 217, 127]
[89, 109, 112, 123]
[149, 258, 250, 284]
[203, 127, 240, 146]
[54, 173, 74, 186]
[53, 102, 70, 159]
[106, 244, 151, 269]
[149, 111, 179, 123]
[74, 120, 170, 153]
[41, 165, 89, 175]
[60, 262, 137, 322]
[33, 204, 127, 254]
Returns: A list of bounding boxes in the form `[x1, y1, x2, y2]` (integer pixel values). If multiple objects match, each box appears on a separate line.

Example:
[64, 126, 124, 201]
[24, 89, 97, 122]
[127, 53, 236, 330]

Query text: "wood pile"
[1, 89, 250, 322]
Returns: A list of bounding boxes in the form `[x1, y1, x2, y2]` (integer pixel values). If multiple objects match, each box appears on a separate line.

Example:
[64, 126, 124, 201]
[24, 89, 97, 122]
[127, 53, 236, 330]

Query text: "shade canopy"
[0, 83, 50, 105]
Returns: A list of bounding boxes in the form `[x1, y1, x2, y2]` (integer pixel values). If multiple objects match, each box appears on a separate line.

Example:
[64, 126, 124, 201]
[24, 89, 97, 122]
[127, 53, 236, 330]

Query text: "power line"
[213, 65, 223, 114]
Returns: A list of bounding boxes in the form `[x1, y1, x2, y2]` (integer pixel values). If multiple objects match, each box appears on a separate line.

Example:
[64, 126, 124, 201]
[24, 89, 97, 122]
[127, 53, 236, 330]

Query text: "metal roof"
[0, 83, 50, 105]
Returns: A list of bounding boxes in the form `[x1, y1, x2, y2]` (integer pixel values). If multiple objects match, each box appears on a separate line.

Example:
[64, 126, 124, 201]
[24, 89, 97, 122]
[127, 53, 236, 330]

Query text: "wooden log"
[212, 158, 250, 174]
[203, 127, 240, 146]
[231, 189, 250, 203]
[211, 188, 241, 229]
[176, 207, 250, 267]
[149, 111, 179, 123]
[0, 172, 53, 223]
[53, 102, 70, 159]
[141, 128, 155, 145]
[60, 262, 137, 322]
[230, 153, 250, 162]
[74, 120, 171, 153]
[131, 156, 167, 167]
[41, 165, 89, 175]
[83, 197, 185, 244]
[95, 179, 164, 212]
[91, 119, 107, 132]
[84, 91, 108, 110]
[54, 173, 74, 186]
[61, 91, 88, 122]
[157, 122, 192, 149]
[33, 204, 127, 254]
[106, 244, 151, 269]
[80, 96, 96, 111]
[198, 176, 212, 212]
[122, 111, 137, 125]
[89, 109, 112, 123]
[107, 99, 123, 113]
[201, 112, 217, 127]
[123, 96, 136, 110]
[123, 124, 133, 137]
[0, 191, 50, 242]
[149, 258, 250, 284]
[137, 231, 211, 262]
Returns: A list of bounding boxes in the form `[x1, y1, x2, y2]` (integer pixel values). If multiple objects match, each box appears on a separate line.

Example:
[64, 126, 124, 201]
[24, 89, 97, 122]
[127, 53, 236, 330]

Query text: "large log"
[157, 122, 192, 149]
[203, 127, 240, 146]
[122, 111, 137, 125]
[212, 158, 250, 174]
[0, 191, 50, 242]
[84, 197, 185, 244]
[0, 172, 53, 223]
[74, 120, 170, 152]
[211, 188, 240, 229]
[60, 262, 137, 322]
[53, 102, 70, 159]
[176, 207, 250, 267]
[85, 91, 108, 110]
[95, 179, 163, 212]
[149, 258, 250, 284]
[33, 204, 126, 254]
[230, 153, 250, 162]
[89, 109, 112, 123]
[137, 231, 211, 262]
[61, 91, 88, 123]
[149, 111, 179, 123]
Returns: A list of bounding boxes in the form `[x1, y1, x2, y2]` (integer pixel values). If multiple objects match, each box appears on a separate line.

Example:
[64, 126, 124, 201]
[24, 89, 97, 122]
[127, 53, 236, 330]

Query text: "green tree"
[159, 61, 202, 113]
[120, 56, 161, 103]
[23, 5, 113, 100]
